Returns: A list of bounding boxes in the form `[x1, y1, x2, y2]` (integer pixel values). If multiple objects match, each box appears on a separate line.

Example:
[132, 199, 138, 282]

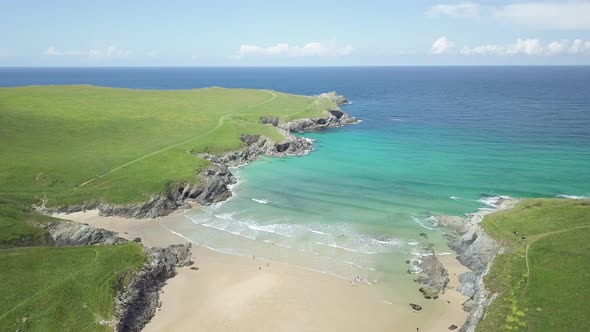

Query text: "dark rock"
[419, 232, 428, 239]
[409, 303, 422, 311]
[115, 243, 192, 332]
[190, 266, 199, 271]
[260, 116, 279, 126]
[414, 250, 449, 299]
[329, 109, 344, 119]
[40, 220, 126, 246]
[275, 142, 291, 153]
[240, 134, 261, 145]
[449, 324, 458, 330]
[132, 237, 142, 243]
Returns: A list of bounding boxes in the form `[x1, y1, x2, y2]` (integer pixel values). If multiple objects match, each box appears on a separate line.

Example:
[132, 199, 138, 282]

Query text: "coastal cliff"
[115, 244, 193, 332]
[437, 197, 518, 332]
[38, 219, 193, 331]
[39, 92, 356, 219]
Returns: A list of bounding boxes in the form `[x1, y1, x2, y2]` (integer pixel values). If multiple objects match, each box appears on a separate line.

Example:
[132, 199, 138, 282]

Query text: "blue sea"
[2, 66, 589, 298]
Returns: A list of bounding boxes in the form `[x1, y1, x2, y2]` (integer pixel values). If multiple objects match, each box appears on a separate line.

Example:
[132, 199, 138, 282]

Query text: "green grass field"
[0, 242, 145, 331]
[477, 199, 590, 331]
[0, 85, 336, 242]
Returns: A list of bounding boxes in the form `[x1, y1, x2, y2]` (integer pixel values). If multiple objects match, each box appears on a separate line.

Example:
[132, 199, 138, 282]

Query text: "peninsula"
[0, 85, 357, 330]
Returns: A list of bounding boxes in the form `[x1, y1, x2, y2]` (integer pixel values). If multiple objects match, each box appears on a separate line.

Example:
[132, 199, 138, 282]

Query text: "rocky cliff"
[115, 244, 193, 332]
[437, 197, 518, 332]
[40, 219, 126, 246]
[40, 92, 356, 219]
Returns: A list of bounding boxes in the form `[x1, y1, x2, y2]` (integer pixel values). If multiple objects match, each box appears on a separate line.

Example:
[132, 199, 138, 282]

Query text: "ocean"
[3, 66, 590, 298]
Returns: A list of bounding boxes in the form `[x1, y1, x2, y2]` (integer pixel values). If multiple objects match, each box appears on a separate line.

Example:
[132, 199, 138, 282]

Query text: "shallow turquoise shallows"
[4, 66, 590, 295]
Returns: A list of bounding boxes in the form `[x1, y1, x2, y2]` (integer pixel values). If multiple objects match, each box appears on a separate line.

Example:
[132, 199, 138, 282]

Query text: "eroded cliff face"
[37, 164, 235, 219]
[114, 244, 193, 332]
[40, 219, 126, 246]
[40, 93, 356, 219]
[437, 198, 518, 332]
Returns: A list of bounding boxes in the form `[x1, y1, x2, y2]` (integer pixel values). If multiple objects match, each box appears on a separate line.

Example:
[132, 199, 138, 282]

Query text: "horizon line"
[2, 64, 590, 69]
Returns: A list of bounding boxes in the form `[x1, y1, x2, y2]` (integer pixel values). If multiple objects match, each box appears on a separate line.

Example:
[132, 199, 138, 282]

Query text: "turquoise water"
[171, 67, 590, 286]
[4, 66, 589, 293]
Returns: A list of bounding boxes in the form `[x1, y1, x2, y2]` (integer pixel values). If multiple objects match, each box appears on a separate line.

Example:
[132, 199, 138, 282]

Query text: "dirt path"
[75, 91, 277, 189]
[522, 224, 590, 296]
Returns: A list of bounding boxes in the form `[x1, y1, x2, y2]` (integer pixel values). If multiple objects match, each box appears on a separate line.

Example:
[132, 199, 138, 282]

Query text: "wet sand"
[56, 210, 469, 332]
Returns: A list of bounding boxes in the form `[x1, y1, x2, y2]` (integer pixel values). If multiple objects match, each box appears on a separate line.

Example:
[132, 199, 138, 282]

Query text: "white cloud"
[234, 41, 353, 58]
[146, 50, 159, 59]
[496, 2, 590, 30]
[427, 2, 480, 18]
[43, 45, 131, 59]
[460, 38, 590, 56]
[430, 36, 455, 54]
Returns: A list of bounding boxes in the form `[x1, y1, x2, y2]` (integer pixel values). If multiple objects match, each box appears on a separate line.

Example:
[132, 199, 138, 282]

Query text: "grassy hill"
[0, 243, 145, 331]
[0, 85, 334, 206]
[477, 199, 590, 331]
[0, 85, 337, 245]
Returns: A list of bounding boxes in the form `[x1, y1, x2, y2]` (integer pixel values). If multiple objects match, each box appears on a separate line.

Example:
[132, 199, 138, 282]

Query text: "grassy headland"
[0, 85, 337, 242]
[477, 199, 590, 331]
[0, 85, 338, 330]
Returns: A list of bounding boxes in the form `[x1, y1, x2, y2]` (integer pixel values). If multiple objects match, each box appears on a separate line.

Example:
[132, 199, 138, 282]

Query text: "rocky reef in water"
[38, 92, 356, 219]
[436, 196, 518, 332]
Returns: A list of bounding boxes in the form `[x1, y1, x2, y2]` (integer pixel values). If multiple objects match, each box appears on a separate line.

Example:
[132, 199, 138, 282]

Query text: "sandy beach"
[56, 209, 469, 332]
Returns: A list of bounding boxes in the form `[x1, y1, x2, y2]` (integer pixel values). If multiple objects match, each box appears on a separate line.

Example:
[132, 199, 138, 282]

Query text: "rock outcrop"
[115, 243, 193, 332]
[316, 91, 350, 105]
[277, 109, 356, 133]
[38, 164, 235, 219]
[40, 220, 125, 246]
[437, 197, 518, 332]
[413, 249, 449, 299]
[199, 131, 314, 168]
[40, 92, 356, 219]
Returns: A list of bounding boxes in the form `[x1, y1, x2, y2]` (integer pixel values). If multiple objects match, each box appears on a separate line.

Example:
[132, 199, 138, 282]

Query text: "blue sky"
[1, 0, 590, 66]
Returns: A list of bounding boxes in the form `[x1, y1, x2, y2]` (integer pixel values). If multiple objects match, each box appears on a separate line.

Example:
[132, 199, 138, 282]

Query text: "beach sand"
[57, 210, 469, 332]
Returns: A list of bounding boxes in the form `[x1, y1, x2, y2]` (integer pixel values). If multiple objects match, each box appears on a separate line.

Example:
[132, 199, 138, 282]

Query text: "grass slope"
[0, 243, 145, 331]
[0, 85, 336, 241]
[477, 199, 590, 331]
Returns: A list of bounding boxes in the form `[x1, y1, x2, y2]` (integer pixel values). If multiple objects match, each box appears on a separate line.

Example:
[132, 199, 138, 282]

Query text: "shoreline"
[436, 196, 519, 332]
[57, 209, 470, 332]
[39, 91, 499, 330]
[38, 92, 357, 220]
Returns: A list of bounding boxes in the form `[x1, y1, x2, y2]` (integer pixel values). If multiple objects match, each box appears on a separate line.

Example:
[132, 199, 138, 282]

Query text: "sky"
[1, 0, 590, 66]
